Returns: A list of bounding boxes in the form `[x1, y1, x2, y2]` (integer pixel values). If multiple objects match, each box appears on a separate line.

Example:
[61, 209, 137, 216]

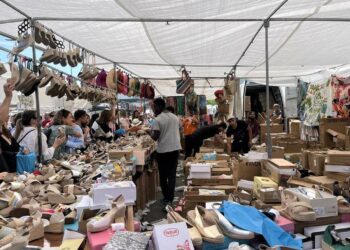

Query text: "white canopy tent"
[2, 0, 350, 157]
[2, 0, 350, 92]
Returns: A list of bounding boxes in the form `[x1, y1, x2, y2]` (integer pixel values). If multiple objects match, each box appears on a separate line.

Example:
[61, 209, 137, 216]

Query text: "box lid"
[268, 158, 296, 169]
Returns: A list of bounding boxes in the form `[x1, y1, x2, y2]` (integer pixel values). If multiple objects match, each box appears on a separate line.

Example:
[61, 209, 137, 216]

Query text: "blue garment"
[219, 201, 302, 249]
[115, 128, 126, 136]
[65, 124, 84, 152]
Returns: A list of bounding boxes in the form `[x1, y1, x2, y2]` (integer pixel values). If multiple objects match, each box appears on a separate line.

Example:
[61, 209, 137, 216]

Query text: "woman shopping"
[14, 110, 65, 161]
[47, 109, 82, 159]
[91, 109, 115, 142]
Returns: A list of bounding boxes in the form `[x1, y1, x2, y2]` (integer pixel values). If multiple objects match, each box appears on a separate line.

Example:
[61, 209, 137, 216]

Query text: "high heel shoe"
[166, 205, 202, 247]
[86, 195, 126, 233]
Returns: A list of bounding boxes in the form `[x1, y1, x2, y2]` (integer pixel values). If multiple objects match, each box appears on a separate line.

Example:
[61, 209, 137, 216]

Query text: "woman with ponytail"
[15, 110, 65, 161]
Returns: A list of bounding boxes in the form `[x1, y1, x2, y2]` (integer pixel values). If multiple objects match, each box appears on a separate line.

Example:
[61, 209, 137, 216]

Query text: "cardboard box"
[308, 151, 327, 175]
[108, 150, 133, 160]
[327, 150, 350, 165]
[253, 177, 278, 196]
[305, 176, 339, 192]
[289, 187, 338, 218]
[260, 124, 284, 143]
[287, 176, 316, 189]
[258, 188, 281, 203]
[75, 195, 107, 220]
[289, 119, 301, 138]
[325, 162, 350, 174]
[249, 145, 285, 159]
[284, 153, 301, 164]
[272, 146, 285, 158]
[92, 181, 136, 206]
[234, 159, 261, 182]
[189, 163, 211, 179]
[88, 228, 114, 250]
[276, 140, 306, 153]
[304, 222, 350, 249]
[262, 159, 297, 185]
[153, 222, 194, 250]
[324, 171, 349, 182]
[346, 126, 350, 150]
[252, 199, 280, 209]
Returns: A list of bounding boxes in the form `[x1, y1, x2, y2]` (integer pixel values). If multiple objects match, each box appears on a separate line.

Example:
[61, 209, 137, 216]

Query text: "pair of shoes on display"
[185, 205, 254, 244]
[86, 195, 126, 233]
[10, 62, 39, 96]
[34, 23, 58, 49]
[11, 32, 34, 55]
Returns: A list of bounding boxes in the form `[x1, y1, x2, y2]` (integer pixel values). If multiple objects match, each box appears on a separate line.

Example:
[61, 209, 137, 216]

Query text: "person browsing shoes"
[148, 98, 181, 211]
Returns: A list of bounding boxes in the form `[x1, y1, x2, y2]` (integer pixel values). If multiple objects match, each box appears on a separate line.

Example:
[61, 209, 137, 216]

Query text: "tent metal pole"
[264, 20, 272, 158]
[33, 17, 263, 22]
[31, 20, 43, 163]
[32, 17, 350, 23]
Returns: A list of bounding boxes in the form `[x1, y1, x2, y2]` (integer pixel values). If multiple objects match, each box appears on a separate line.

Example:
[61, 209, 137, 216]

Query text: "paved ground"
[142, 158, 185, 225]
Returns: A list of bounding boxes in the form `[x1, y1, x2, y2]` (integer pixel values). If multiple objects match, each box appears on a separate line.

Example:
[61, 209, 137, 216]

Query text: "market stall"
[2, 1, 350, 250]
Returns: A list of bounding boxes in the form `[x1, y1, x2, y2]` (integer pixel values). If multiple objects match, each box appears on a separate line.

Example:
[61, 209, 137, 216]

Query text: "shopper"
[0, 120, 20, 173]
[42, 112, 52, 128]
[65, 110, 86, 153]
[48, 109, 82, 159]
[182, 112, 199, 159]
[14, 110, 65, 161]
[0, 79, 19, 172]
[148, 98, 181, 211]
[119, 110, 130, 130]
[91, 109, 114, 142]
[10, 112, 22, 135]
[0, 78, 15, 125]
[132, 110, 143, 124]
[226, 116, 252, 155]
[74, 109, 91, 146]
[271, 104, 283, 123]
[246, 111, 260, 144]
[187, 123, 227, 157]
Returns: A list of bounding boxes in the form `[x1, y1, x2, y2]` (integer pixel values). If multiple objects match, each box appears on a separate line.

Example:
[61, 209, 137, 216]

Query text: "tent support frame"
[31, 19, 43, 163]
[29, 17, 350, 22]
[264, 19, 272, 158]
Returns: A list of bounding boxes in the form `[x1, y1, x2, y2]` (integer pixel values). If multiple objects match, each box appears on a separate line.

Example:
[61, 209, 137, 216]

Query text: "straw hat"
[131, 118, 142, 127]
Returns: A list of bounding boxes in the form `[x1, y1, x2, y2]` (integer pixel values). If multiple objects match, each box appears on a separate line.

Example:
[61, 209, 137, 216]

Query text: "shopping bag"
[16, 151, 36, 174]
[176, 78, 193, 94]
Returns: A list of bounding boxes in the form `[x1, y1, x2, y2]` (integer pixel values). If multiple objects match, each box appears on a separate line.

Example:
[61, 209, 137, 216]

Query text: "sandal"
[281, 189, 316, 221]
[63, 185, 86, 195]
[43, 212, 65, 234]
[166, 205, 202, 246]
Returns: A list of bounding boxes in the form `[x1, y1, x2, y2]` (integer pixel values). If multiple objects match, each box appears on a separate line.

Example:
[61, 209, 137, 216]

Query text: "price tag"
[314, 207, 325, 216]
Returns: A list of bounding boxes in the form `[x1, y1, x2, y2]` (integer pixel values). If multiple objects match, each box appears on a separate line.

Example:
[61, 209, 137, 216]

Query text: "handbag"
[176, 69, 193, 94]
[145, 82, 155, 99]
[122, 73, 129, 95]
[16, 149, 36, 174]
[224, 73, 236, 96]
[96, 69, 107, 88]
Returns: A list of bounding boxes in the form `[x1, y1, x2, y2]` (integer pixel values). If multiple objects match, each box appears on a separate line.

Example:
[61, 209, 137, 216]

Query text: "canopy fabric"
[1, 0, 350, 96]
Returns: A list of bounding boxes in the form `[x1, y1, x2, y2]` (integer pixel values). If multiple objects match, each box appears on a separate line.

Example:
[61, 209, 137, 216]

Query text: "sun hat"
[131, 118, 142, 127]
[214, 89, 224, 98]
[227, 115, 236, 122]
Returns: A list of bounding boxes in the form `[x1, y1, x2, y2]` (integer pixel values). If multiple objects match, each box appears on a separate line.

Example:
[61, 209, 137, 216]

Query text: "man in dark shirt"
[226, 116, 252, 155]
[187, 122, 227, 157]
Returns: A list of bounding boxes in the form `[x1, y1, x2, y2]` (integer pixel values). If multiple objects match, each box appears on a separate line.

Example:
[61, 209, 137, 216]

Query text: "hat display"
[214, 89, 224, 98]
[227, 115, 236, 121]
[131, 118, 142, 127]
